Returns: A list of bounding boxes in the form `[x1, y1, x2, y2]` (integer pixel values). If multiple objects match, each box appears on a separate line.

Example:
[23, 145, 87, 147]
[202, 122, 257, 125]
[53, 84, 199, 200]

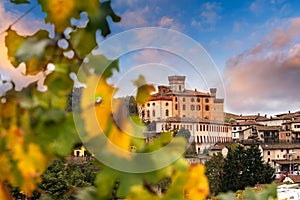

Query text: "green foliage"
[205, 153, 225, 195]
[218, 183, 277, 200]
[221, 145, 274, 193]
[39, 160, 97, 200]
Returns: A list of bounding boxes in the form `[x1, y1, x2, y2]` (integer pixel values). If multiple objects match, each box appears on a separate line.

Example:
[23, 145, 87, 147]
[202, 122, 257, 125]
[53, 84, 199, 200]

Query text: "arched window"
[166, 109, 169, 116]
[183, 105, 186, 110]
[205, 98, 209, 103]
[175, 104, 178, 110]
[152, 110, 155, 117]
[152, 102, 155, 106]
[165, 102, 169, 106]
[196, 105, 200, 111]
[147, 110, 150, 117]
[205, 105, 210, 111]
[175, 97, 178, 102]
[191, 105, 195, 111]
[183, 97, 185, 102]
[197, 98, 200, 103]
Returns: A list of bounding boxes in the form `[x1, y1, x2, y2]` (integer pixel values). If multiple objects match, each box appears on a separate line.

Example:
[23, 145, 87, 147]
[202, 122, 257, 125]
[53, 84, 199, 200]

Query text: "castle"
[138, 75, 232, 154]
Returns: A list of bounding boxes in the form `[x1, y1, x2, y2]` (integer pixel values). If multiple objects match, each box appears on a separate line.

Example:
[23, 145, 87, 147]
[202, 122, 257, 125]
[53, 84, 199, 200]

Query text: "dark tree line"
[205, 144, 274, 195]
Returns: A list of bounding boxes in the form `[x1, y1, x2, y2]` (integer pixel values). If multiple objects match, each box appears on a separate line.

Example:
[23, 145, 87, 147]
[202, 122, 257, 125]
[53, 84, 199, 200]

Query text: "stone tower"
[168, 75, 185, 92]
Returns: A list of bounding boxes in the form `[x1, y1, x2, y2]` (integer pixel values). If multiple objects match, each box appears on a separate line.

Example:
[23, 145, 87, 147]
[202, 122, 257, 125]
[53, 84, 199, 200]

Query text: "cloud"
[0, 2, 51, 95]
[191, 2, 222, 31]
[118, 6, 150, 28]
[224, 17, 300, 114]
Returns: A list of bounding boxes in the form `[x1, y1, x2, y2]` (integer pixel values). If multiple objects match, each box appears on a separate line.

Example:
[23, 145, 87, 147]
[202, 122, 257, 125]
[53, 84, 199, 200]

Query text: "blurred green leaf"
[70, 29, 97, 59]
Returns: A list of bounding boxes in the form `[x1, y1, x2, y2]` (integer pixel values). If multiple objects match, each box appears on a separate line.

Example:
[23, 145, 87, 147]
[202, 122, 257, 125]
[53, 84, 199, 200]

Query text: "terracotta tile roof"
[150, 96, 173, 101]
[261, 143, 300, 150]
[257, 126, 281, 131]
[235, 115, 269, 121]
[231, 120, 264, 126]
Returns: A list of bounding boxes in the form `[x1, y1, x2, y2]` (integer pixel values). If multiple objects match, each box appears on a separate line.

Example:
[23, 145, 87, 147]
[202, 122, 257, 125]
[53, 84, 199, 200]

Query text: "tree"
[39, 160, 97, 200]
[221, 144, 274, 193]
[205, 152, 225, 195]
[0, 1, 210, 199]
[174, 128, 191, 143]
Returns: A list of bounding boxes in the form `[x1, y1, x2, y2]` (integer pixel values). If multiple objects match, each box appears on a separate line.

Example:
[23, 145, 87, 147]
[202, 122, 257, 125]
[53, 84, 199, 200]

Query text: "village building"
[138, 75, 231, 154]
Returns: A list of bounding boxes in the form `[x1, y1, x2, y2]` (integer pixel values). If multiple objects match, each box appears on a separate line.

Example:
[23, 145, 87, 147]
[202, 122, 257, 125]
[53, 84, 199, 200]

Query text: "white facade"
[156, 118, 232, 154]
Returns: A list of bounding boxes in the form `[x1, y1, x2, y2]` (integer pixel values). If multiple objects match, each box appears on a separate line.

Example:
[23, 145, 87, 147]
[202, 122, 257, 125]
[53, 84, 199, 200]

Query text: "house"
[208, 143, 228, 157]
[261, 143, 300, 171]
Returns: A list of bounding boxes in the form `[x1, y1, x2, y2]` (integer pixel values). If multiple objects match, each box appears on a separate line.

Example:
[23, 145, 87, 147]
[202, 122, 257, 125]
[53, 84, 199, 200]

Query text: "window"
[191, 105, 195, 111]
[205, 105, 210, 111]
[147, 103, 150, 107]
[166, 109, 169, 116]
[267, 151, 270, 155]
[183, 97, 185, 102]
[166, 102, 169, 106]
[175, 97, 178, 102]
[147, 110, 150, 117]
[197, 98, 200, 103]
[179, 85, 181, 91]
[205, 98, 209, 103]
[191, 98, 194, 102]
[200, 125, 202, 131]
[142, 110, 145, 118]
[152, 103, 155, 106]
[196, 105, 200, 111]
[183, 115, 186, 117]
[183, 104, 186, 110]
[175, 104, 178, 110]
[268, 158, 270, 162]
[295, 125, 300, 129]
[152, 110, 155, 117]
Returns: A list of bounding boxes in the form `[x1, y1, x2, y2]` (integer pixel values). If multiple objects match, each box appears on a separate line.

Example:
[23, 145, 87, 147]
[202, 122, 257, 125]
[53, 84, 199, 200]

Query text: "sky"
[0, 0, 300, 116]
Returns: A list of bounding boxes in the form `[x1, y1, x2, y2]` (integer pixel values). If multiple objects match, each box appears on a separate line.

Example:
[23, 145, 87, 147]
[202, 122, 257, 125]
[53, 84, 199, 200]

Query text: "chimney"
[195, 88, 197, 92]
[289, 110, 291, 113]
[258, 113, 260, 116]
[265, 114, 267, 117]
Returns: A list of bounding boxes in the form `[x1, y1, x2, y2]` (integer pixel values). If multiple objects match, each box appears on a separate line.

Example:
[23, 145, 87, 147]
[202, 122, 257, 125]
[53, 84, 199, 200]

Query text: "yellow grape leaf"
[133, 75, 155, 104]
[0, 182, 13, 200]
[5, 29, 25, 67]
[4, 127, 47, 196]
[107, 123, 132, 159]
[38, 0, 76, 32]
[184, 164, 209, 200]
[14, 143, 47, 196]
[81, 76, 117, 138]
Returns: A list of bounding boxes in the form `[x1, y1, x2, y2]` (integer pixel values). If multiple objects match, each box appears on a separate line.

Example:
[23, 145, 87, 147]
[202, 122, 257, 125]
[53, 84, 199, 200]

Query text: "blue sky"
[1, 0, 300, 116]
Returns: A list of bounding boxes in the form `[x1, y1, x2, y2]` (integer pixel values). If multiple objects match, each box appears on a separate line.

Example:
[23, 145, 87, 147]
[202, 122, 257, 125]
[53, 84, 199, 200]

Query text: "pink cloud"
[224, 18, 300, 114]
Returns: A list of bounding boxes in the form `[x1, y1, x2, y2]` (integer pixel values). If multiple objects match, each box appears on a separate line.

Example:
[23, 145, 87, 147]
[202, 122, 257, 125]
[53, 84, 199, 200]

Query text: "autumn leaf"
[38, 0, 77, 32]
[184, 165, 209, 200]
[133, 75, 155, 104]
